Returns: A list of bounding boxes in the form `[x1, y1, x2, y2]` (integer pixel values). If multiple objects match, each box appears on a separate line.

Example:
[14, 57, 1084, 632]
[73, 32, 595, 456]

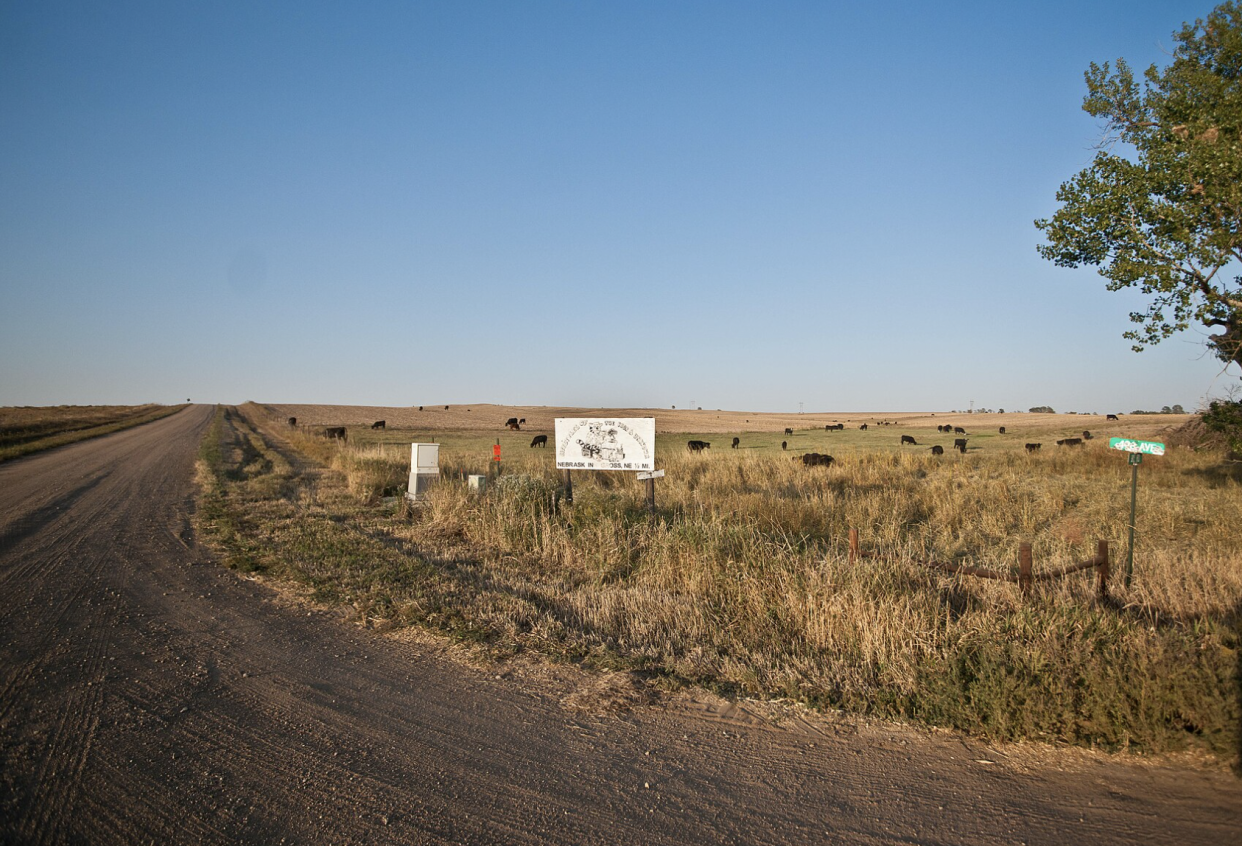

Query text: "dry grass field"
[197, 402, 1239, 763]
[0, 404, 188, 462]
[265, 402, 1187, 441]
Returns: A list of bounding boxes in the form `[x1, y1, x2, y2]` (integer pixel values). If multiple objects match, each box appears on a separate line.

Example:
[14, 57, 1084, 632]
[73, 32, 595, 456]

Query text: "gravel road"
[1, 404, 1238, 845]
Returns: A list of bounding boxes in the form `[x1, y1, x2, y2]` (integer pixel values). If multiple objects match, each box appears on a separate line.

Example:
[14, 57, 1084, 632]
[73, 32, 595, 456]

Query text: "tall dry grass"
[203, 405, 1242, 759]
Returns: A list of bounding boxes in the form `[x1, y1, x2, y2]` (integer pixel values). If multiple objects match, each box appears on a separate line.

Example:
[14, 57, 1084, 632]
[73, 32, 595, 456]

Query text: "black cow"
[859, 424, 868, 431]
[954, 438, 968, 453]
[1082, 430, 1093, 440]
[519, 418, 525, 424]
[901, 435, 917, 445]
[998, 426, 1006, 434]
[1057, 437, 1084, 447]
[1106, 414, 1119, 421]
[506, 421, 521, 431]
[825, 423, 844, 431]
[687, 440, 711, 453]
[954, 427, 966, 434]
[930, 445, 944, 455]
[324, 427, 347, 441]
[505, 417, 519, 427]
[530, 435, 548, 448]
[418, 406, 424, 411]
[372, 420, 385, 430]
[937, 425, 949, 433]
[1025, 443, 1042, 452]
[732, 437, 740, 449]
[287, 417, 297, 427]
[784, 428, 793, 435]
[781, 441, 787, 450]
[444, 405, 449, 410]
[802, 453, 834, 467]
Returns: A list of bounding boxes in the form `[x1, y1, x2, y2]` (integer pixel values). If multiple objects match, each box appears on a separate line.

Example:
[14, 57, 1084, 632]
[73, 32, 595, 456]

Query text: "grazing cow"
[825, 423, 844, 431]
[1082, 430, 1093, 440]
[901, 435, 918, 445]
[687, 440, 711, 453]
[937, 424, 949, 433]
[1106, 414, 1119, 421]
[519, 418, 525, 424]
[372, 420, 385, 430]
[287, 417, 297, 427]
[419, 406, 424, 411]
[444, 405, 449, 410]
[530, 435, 548, 448]
[802, 452, 834, 467]
[1057, 438, 1084, 447]
[732, 437, 740, 449]
[506, 421, 521, 431]
[784, 428, 794, 435]
[930, 445, 944, 455]
[1025, 443, 1042, 452]
[324, 427, 346, 441]
[954, 438, 968, 453]
[781, 441, 787, 450]
[954, 427, 966, 434]
[859, 424, 868, 431]
[505, 417, 519, 427]
[998, 426, 1006, 434]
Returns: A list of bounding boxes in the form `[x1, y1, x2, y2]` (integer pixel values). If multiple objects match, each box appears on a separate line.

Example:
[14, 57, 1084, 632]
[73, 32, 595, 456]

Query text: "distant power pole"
[969, 399, 974, 414]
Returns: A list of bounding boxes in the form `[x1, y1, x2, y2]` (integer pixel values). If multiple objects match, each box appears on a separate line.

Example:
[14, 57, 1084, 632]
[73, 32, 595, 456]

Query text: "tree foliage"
[1035, 2, 1242, 370]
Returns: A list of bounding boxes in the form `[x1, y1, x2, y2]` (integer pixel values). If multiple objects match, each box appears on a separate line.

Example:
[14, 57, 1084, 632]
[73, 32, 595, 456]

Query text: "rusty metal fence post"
[1018, 543, 1033, 597]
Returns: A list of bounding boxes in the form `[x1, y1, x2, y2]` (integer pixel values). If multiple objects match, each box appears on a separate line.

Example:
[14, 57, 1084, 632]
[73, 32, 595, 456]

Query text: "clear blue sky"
[1, 1, 1235, 412]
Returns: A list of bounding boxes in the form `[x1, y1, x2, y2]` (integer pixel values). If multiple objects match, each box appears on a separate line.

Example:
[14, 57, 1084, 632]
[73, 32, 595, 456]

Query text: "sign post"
[1108, 438, 1165, 587]
[636, 469, 665, 516]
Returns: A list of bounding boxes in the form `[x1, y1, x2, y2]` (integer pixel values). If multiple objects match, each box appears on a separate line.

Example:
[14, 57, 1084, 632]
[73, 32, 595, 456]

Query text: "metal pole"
[563, 469, 573, 504]
[646, 476, 655, 516]
[1125, 459, 1138, 588]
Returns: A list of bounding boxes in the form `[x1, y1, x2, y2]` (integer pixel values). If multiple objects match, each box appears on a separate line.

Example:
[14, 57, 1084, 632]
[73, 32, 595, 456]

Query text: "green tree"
[1035, 2, 1242, 370]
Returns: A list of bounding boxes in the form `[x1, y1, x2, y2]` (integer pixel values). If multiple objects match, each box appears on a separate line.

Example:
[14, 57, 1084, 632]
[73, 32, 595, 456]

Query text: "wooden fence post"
[848, 528, 859, 564]
[1018, 543, 1033, 597]
[1096, 539, 1110, 599]
[563, 469, 573, 504]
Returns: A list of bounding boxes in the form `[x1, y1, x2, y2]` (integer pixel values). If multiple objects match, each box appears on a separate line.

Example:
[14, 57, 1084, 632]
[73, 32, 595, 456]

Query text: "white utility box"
[467, 474, 486, 493]
[407, 443, 440, 501]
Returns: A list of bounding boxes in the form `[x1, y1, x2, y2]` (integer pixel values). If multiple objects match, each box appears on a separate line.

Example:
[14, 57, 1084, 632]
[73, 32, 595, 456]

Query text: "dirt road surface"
[1, 405, 1238, 845]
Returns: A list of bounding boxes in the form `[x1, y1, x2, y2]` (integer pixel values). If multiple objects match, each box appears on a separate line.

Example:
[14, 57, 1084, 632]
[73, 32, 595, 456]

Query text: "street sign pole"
[1126, 453, 1141, 588]
[1109, 438, 1163, 589]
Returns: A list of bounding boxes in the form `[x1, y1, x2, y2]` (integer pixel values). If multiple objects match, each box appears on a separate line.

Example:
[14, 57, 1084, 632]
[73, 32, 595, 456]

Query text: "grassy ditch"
[198, 404, 1242, 762]
[0, 403, 189, 462]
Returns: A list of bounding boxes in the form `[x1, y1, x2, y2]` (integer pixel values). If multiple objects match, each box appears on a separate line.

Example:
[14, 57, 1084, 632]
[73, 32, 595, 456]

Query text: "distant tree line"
[1131, 405, 1186, 414]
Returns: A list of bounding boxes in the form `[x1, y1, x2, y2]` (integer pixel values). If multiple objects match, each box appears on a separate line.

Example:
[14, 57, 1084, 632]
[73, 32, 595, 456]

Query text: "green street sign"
[1108, 437, 1165, 456]
[1128, 452, 1142, 466]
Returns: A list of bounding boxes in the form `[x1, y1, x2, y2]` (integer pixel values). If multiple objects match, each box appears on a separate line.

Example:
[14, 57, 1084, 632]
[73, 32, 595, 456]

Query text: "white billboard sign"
[555, 418, 655, 472]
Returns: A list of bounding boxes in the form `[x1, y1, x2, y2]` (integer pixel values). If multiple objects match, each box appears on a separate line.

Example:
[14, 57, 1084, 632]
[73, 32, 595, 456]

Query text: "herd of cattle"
[292, 413, 1124, 468]
[680, 419, 1119, 466]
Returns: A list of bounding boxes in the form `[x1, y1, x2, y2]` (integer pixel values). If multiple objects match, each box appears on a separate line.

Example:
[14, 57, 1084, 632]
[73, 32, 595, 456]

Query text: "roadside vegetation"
[196, 403, 1241, 763]
[0, 404, 189, 462]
